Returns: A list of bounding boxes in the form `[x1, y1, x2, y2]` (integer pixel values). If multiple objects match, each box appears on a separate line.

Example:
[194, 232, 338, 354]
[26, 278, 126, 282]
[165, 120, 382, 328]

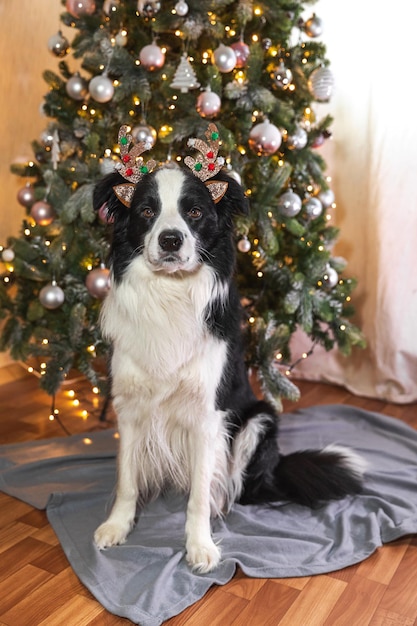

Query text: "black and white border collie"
[92, 163, 365, 573]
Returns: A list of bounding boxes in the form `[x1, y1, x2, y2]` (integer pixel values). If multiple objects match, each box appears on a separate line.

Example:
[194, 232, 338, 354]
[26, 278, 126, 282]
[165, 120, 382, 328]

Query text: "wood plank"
[230, 580, 300, 626]
[37, 594, 104, 626]
[0, 564, 53, 616]
[377, 542, 417, 620]
[369, 607, 414, 626]
[323, 573, 387, 625]
[356, 538, 411, 585]
[276, 575, 347, 626]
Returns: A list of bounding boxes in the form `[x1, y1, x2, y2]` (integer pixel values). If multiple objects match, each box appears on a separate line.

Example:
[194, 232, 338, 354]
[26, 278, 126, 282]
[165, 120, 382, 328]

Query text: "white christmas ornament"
[286, 127, 308, 150]
[318, 188, 335, 208]
[248, 120, 282, 156]
[303, 196, 323, 219]
[89, 75, 114, 103]
[170, 54, 200, 92]
[308, 66, 334, 102]
[237, 236, 251, 253]
[175, 0, 188, 16]
[66, 73, 88, 100]
[212, 44, 237, 73]
[277, 190, 302, 217]
[1, 248, 15, 263]
[139, 42, 165, 71]
[39, 281, 65, 310]
[322, 264, 338, 288]
[196, 88, 221, 118]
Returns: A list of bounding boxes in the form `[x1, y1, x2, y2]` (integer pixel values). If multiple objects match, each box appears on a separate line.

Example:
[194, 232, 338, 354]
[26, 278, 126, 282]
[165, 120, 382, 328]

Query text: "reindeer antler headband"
[112, 125, 157, 207]
[112, 123, 228, 207]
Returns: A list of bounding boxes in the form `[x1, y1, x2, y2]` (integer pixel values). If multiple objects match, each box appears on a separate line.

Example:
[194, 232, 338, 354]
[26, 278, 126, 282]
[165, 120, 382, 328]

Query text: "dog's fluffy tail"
[273, 445, 366, 508]
[239, 443, 366, 508]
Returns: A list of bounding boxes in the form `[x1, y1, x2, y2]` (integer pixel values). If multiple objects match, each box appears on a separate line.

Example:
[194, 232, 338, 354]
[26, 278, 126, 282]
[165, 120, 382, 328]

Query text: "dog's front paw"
[186, 539, 221, 573]
[94, 520, 131, 550]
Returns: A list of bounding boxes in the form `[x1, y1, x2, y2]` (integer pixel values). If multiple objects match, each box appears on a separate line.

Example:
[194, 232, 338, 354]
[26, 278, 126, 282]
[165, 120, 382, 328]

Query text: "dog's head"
[94, 163, 248, 282]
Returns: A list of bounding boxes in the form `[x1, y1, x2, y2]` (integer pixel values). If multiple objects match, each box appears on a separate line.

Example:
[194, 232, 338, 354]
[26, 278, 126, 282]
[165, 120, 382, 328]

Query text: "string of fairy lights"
[0, 1, 357, 431]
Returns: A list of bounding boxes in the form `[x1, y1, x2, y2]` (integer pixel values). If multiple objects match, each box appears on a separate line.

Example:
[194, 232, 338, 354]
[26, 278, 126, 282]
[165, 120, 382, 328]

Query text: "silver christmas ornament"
[286, 127, 308, 150]
[103, 0, 119, 14]
[17, 183, 35, 207]
[212, 44, 237, 73]
[66, 73, 88, 101]
[271, 62, 293, 89]
[248, 120, 282, 156]
[47, 31, 69, 57]
[322, 265, 338, 288]
[30, 200, 55, 226]
[100, 156, 116, 175]
[304, 14, 324, 38]
[277, 190, 302, 217]
[39, 280, 65, 310]
[175, 0, 189, 16]
[303, 196, 323, 219]
[131, 123, 157, 146]
[40, 129, 54, 147]
[308, 66, 334, 102]
[86, 265, 111, 299]
[88, 75, 114, 103]
[318, 188, 335, 209]
[1, 248, 15, 263]
[139, 42, 165, 71]
[196, 88, 221, 118]
[237, 236, 251, 253]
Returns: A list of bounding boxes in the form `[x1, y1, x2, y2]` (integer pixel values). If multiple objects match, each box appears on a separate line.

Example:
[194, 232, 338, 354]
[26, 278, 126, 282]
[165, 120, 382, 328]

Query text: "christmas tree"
[0, 0, 364, 408]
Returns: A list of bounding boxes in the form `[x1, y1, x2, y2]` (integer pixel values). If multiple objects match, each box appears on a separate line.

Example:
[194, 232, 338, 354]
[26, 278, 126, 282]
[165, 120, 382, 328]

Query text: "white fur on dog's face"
[142, 168, 202, 274]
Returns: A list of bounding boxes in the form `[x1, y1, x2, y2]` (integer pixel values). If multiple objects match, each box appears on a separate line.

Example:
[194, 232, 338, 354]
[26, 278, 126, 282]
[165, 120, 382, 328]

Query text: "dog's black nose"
[158, 229, 184, 252]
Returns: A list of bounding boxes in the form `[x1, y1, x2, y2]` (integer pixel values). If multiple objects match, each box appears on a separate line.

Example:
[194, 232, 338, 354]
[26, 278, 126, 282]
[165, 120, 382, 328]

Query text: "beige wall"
[0, 1, 68, 368]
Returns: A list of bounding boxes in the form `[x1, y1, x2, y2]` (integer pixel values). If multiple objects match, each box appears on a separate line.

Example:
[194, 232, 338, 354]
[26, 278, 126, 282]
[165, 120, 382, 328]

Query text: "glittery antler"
[112, 125, 157, 207]
[184, 124, 228, 203]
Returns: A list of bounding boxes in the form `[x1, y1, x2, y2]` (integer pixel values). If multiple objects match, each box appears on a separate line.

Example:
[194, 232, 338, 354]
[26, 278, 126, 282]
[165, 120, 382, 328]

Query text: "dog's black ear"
[211, 170, 249, 219]
[93, 171, 130, 223]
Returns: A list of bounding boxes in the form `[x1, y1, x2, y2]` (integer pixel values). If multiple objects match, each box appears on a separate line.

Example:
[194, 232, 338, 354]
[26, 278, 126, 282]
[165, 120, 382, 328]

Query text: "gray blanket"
[1, 404, 417, 625]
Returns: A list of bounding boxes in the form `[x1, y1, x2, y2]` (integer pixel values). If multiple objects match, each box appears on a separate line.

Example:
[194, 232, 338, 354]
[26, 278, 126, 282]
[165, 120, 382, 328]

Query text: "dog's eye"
[187, 207, 202, 220]
[141, 207, 155, 219]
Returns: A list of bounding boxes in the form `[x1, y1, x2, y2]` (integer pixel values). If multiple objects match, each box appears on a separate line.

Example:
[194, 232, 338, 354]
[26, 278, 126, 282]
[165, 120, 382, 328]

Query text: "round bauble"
[308, 66, 334, 102]
[103, 0, 119, 14]
[212, 44, 237, 73]
[86, 266, 111, 299]
[271, 62, 293, 89]
[47, 31, 69, 57]
[139, 43, 165, 71]
[226, 169, 242, 185]
[248, 120, 282, 156]
[304, 14, 323, 38]
[311, 133, 325, 148]
[196, 89, 221, 118]
[30, 200, 55, 226]
[277, 190, 302, 217]
[303, 196, 323, 219]
[1, 248, 15, 263]
[66, 73, 88, 100]
[237, 236, 251, 253]
[66, 0, 96, 17]
[230, 41, 250, 68]
[322, 265, 338, 288]
[175, 0, 189, 16]
[318, 188, 335, 208]
[17, 183, 35, 208]
[88, 75, 114, 103]
[39, 281, 65, 310]
[100, 156, 116, 175]
[131, 123, 157, 147]
[286, 127, 308, 150]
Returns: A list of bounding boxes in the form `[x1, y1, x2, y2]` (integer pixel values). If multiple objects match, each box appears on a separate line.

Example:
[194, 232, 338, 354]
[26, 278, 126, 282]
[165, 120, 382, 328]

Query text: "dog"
[92, 125, 365, 573]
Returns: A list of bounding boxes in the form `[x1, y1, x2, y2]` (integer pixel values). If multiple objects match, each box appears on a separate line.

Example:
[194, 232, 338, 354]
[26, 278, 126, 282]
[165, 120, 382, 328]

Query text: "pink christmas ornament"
[230, 41, 250, 68]
[65, 0, 96, 17]
[196, 89, 221, 118]
[139, 43, 165, 71]
[248, 120, 282, 156]
[30, 200, 55, 226]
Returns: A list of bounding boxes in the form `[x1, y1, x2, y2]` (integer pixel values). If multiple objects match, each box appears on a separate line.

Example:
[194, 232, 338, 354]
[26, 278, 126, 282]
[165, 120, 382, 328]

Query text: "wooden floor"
[0, 365, 416, 626]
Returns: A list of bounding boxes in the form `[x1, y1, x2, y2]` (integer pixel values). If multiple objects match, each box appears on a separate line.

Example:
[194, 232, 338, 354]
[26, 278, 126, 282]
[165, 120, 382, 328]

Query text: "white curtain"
[292, 1, 417, 403]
